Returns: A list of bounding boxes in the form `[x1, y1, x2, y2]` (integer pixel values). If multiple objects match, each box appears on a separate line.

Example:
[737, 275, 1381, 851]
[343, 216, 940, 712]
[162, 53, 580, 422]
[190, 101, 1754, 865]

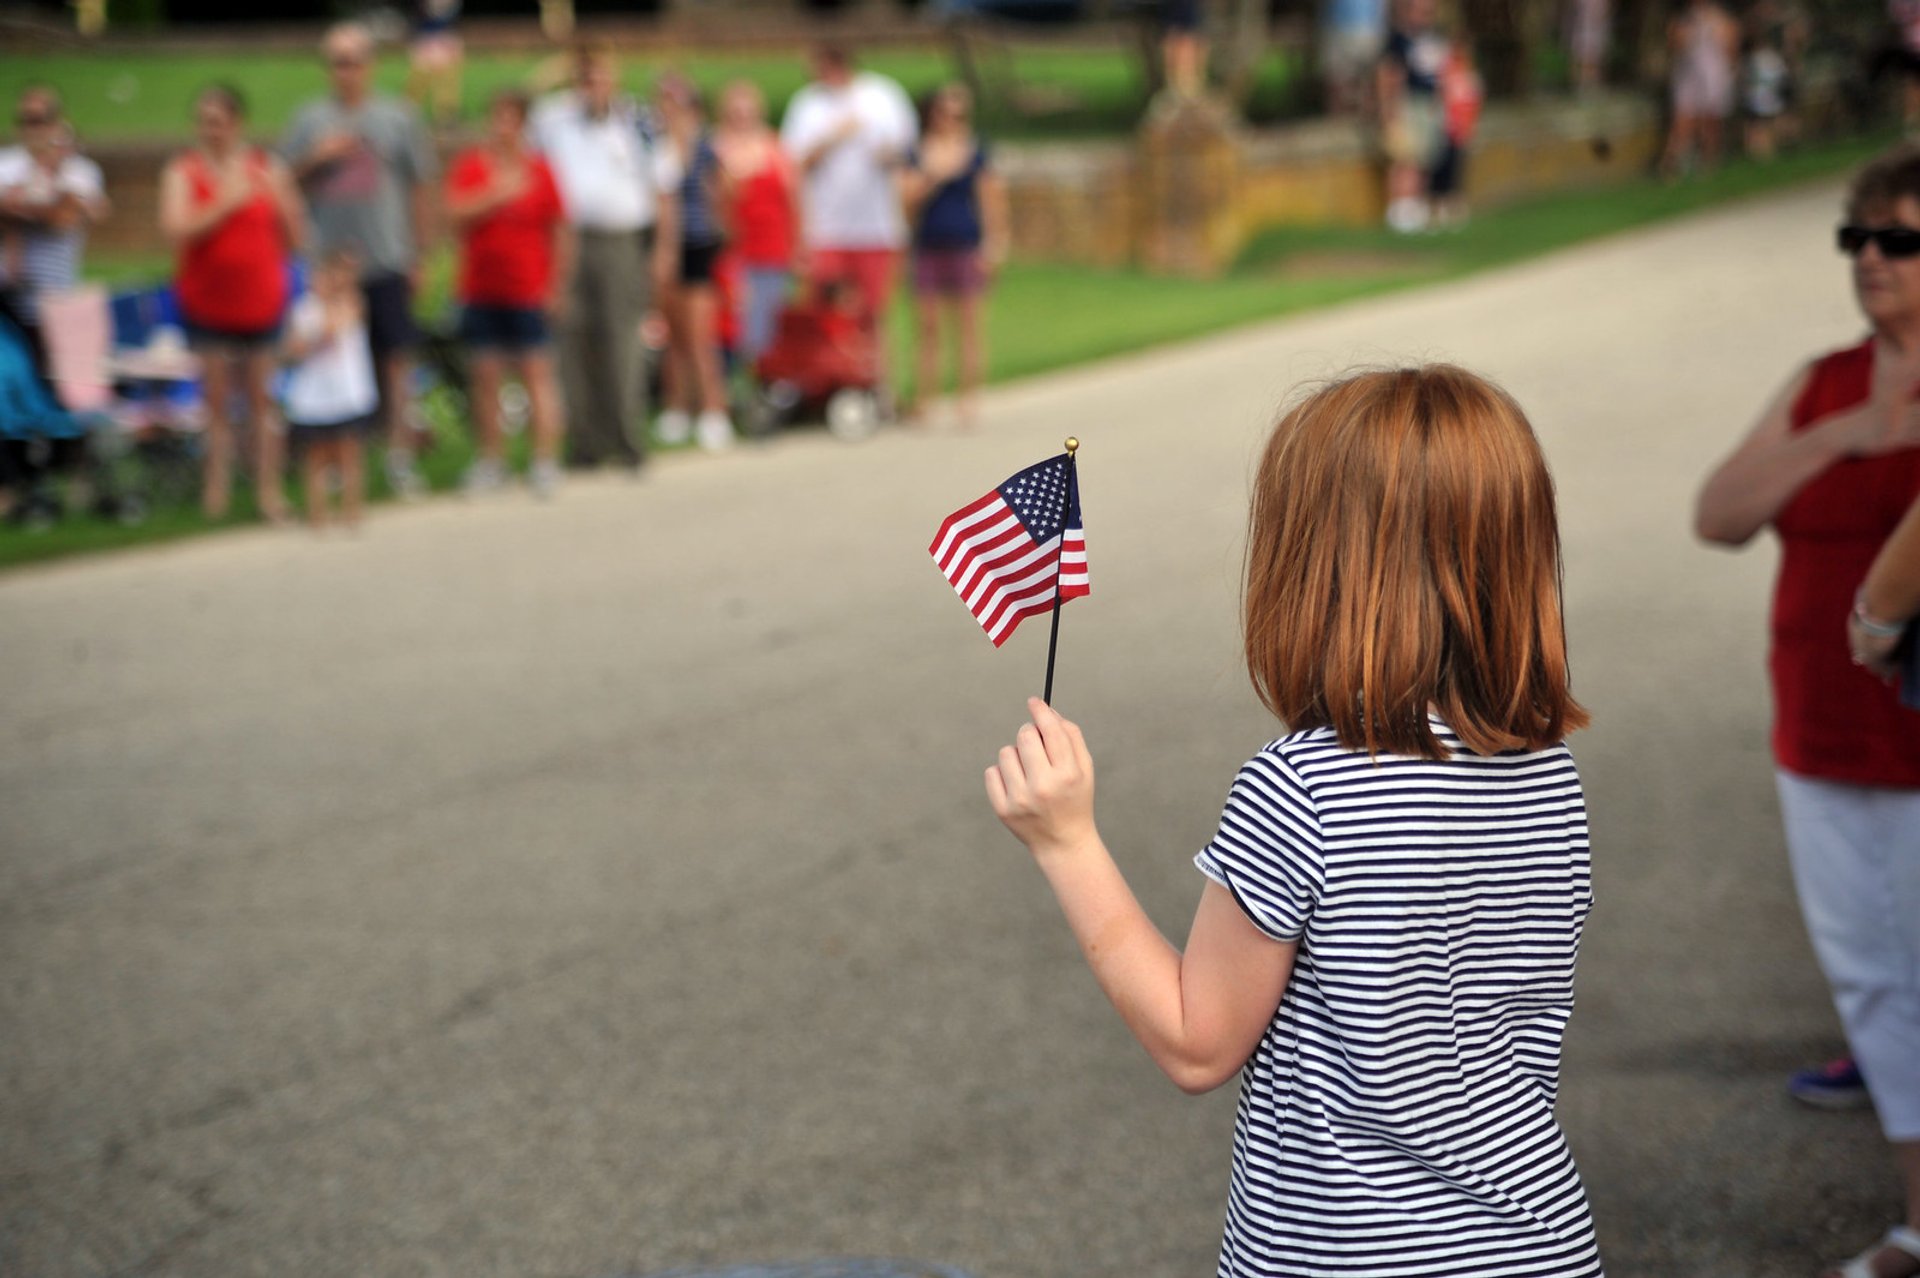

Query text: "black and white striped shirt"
[1194, 720, 1602, 1278]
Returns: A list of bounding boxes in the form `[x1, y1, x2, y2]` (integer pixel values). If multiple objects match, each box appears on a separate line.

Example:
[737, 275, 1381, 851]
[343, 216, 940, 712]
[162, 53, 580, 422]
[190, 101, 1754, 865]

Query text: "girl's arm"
[986, 698, 1299, 1095]
[1693, 365, 1898, 546]
[1852, 493, 1920, 676]
[1863, 493, 1920, 623]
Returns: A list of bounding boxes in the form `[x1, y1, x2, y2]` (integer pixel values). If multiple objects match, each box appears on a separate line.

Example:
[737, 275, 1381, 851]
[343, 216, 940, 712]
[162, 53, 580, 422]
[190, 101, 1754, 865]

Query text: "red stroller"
[749, 279, 886, 441]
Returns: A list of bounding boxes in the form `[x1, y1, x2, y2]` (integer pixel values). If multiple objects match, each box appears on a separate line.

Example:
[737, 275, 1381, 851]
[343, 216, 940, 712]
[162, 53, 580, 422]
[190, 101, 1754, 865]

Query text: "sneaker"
[1788, 1057, 1872, 1111]
[695, 410, 736, 453]
[529, 459, 561, 500]
[385, 449, 426, 501]
[656, 409, 693, 447]
[461, 457, 507, 497]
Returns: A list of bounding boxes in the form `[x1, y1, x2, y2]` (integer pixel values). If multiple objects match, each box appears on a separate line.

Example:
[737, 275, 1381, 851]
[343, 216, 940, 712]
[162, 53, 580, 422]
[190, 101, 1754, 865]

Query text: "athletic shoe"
[461, 457, 506, 496]
[655, 409, 693, 447]
[1788, 1057, 1872, 1111]
[385, 449, 426, 501]
[695, 410, 736, 453]
[529, 459, 561, 501]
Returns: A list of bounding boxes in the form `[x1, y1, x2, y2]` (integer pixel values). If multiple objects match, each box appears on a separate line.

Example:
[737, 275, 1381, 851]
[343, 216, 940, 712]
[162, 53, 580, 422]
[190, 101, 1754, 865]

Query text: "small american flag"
[929, 453, 1088, 646]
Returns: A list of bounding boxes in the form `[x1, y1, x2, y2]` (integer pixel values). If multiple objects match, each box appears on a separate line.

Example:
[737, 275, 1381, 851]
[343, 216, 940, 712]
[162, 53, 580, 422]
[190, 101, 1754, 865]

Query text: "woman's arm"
[159, 161, 236, 244]
[1694, 365, 1884, 546]
[979, 167, 1010, 272]
[548, 222, 575, 318]
[986, 698, 1298, 1094]
[267, 156, 309, 253]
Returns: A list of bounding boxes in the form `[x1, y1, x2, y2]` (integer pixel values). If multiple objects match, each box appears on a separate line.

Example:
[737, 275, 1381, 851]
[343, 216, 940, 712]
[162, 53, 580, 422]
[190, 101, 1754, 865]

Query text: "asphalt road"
[0, 177, 1900, 1278]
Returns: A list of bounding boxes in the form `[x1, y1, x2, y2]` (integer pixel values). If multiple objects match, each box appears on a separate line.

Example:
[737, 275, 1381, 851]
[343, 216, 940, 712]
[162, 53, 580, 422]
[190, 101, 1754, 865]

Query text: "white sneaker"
[529, 459, 561, 500]
[461, 457, 506, 496]
[696, 410, 736, 453]
[385, 449, 427, 500]
[655, 409, 692, 446]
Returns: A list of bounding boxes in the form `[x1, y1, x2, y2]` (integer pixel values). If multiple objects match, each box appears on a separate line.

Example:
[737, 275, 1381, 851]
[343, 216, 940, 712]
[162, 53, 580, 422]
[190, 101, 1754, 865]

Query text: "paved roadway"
[0, 178, 1899, 1278]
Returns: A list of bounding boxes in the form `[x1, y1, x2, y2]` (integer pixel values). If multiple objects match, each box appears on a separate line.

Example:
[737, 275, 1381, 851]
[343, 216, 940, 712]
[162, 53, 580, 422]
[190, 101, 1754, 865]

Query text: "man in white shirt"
[779, 43, 916, 394]
[531, 41, 681, 471]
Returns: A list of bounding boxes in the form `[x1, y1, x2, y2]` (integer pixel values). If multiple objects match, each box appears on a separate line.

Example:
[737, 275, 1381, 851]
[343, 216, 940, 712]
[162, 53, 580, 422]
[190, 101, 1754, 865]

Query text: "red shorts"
[806, 248, 899, 322]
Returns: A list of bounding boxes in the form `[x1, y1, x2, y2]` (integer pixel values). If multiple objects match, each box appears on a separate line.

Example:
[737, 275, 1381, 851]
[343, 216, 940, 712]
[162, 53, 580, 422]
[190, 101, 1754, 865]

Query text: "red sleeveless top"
[174, 148, 290, 335]
[1772, 338, 1920, 787]
[730, 160, 796, 268]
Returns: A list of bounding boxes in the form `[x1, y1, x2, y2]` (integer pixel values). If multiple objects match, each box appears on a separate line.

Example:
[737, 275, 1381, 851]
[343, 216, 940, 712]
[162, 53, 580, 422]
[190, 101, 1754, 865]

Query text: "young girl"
[986, 366, 1603, 1277]
[282, 250, 377, 529]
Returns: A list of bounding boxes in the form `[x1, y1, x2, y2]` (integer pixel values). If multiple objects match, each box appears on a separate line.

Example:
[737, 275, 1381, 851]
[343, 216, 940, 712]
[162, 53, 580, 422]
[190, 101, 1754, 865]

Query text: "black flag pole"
[1041, 436, 1079, 705]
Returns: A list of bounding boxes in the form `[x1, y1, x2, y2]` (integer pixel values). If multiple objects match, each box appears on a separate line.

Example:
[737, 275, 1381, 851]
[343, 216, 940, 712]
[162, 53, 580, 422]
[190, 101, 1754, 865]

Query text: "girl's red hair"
[1243, 365, 1588, 760]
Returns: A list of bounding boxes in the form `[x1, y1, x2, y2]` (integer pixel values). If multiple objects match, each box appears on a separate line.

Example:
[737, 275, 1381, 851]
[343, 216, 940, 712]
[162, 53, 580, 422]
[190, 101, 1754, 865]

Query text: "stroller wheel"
[747, 394, 785, 440]
[826, 389, 881, 443]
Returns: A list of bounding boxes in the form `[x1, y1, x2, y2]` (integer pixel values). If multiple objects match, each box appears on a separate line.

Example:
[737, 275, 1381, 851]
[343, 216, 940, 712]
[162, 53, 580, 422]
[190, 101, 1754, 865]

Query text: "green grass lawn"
[0, 42, 1305, 143]
[0, 128, 1890, 571]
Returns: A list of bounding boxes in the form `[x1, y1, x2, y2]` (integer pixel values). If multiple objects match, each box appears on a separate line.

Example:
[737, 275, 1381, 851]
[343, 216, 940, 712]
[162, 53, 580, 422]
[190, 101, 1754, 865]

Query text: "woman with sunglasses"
[161, 84, 306, 522]
[1696, 145, 1920, 1278]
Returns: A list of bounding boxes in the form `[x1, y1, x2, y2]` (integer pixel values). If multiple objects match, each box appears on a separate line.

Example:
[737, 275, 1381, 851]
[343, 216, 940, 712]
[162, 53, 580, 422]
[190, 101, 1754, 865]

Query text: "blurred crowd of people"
[0, 27, 1010, 528]
[10, 1, 1920, 523]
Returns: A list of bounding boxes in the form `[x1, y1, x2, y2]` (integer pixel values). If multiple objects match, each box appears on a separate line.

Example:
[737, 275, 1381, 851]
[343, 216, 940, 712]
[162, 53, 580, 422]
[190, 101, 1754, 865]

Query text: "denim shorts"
[459, 303, 551, 353]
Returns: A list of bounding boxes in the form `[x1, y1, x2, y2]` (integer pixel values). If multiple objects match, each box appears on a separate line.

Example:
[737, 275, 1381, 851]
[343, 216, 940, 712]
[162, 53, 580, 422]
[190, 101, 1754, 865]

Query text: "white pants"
[1777, 770, 1920, 1141]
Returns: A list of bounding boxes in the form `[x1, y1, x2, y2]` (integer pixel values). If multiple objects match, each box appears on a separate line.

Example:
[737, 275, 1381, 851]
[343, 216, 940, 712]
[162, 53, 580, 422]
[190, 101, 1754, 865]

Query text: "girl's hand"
[985, 697, 1097, 859]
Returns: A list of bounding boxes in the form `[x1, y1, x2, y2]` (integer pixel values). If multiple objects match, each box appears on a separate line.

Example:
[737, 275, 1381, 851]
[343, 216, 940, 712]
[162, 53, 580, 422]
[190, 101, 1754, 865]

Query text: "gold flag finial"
[1064, 437, 1079, 456]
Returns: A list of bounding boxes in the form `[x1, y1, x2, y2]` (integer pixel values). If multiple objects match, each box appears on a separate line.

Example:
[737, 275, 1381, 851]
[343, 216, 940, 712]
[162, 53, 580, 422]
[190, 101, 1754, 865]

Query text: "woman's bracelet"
[1852, 590, 1910, 639]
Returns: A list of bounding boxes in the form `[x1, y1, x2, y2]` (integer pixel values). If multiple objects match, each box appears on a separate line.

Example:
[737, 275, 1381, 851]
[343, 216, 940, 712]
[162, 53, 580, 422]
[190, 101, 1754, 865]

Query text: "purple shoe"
[1788, 1057, 1873, 1111]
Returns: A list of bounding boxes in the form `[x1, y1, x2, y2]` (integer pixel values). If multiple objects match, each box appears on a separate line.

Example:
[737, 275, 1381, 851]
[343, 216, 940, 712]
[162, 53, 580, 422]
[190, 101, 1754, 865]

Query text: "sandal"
[1828, 1225, 1920, 1278]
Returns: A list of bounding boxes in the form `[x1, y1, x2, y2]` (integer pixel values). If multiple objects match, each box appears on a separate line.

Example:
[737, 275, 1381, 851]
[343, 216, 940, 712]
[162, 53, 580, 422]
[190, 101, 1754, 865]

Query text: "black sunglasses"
[1838, 224, 1920, 259]
[14, 112, 53, 127]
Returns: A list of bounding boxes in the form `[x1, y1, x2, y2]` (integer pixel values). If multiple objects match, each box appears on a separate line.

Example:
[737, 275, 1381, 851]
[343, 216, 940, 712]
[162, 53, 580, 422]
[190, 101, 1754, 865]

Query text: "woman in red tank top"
[1696, 146, 1920, 1278]
[715, 81, 799, 370]
[160, 84, 306, 522]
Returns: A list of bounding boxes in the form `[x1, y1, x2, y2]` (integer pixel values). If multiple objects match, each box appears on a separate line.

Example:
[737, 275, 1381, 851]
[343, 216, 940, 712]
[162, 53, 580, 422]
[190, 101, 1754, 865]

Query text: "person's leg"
[686, 284, 734, 450]
[1780, 774, 1920, 1278]
[300, 432, 328, 529]
[199, 350, 235, 519]
[851, 249, 900, 412]
[557, 243, 603, 467]
[339, 430, 365, 527]
[743, 267, 788, 369]
[468, 350, 505, 464]
[956, 288, 985, 427]
[1662, 110, 1698, 176]
[912, 292, 940, 421]
[1698, 113, 1725, 169]
[600, 234, 647, 465]
[689, 286, 727, 415]
[520, 348, 564, 469]
[242, 347, 289, 522]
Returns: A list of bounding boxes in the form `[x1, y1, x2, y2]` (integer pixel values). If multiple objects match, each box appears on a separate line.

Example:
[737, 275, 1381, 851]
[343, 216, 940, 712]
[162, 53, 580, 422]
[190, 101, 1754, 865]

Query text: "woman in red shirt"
[1696, 146, 1920, 1278]
[447, 88, 571, 498]
[715, 80, 799, 370]
[160, 83, 305, 522]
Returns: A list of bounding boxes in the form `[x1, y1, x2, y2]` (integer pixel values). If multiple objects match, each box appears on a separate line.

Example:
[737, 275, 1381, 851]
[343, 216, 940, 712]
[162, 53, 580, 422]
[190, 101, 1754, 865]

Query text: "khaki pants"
[559, 228, 649, 468]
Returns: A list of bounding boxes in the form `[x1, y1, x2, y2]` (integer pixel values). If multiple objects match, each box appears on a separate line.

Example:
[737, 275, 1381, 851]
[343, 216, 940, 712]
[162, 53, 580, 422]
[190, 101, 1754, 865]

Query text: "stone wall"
[88, 92, 1660, 273]
[998, 91, 1662, 275]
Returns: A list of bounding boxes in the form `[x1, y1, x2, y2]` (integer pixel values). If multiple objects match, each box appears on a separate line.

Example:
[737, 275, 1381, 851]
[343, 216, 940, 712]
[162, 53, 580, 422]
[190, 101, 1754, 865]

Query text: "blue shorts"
[459, 303, 550, 353]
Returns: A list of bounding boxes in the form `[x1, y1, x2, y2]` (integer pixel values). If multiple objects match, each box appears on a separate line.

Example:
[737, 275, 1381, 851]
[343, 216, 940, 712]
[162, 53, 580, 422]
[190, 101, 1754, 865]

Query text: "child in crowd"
[1431, 38, 1483, 226]
[984, 366, 1603, 1276]
[281, 250, 377, 529]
